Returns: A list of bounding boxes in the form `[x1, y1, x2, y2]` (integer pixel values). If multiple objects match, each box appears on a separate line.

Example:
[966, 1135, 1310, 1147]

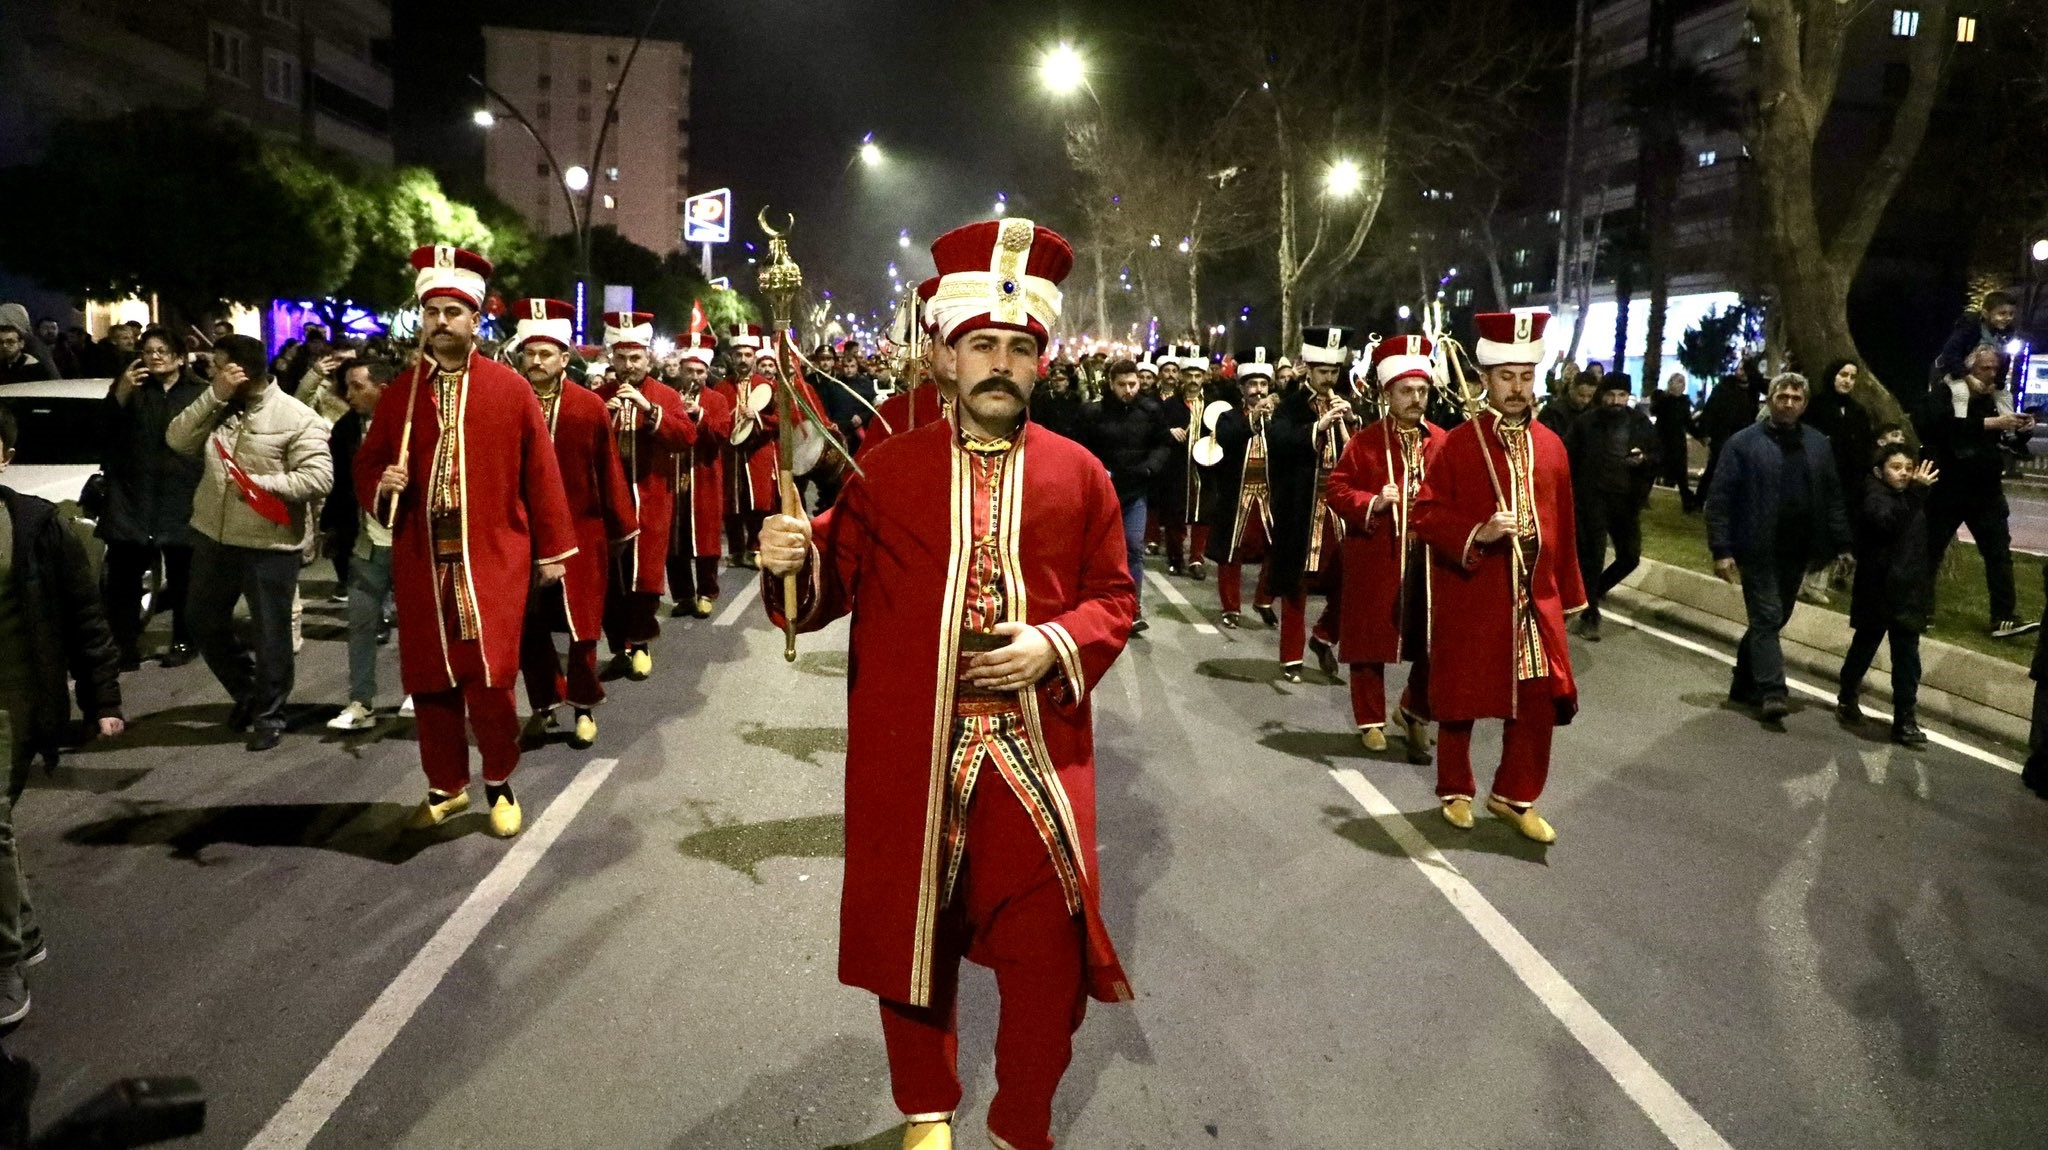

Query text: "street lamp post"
[470, 0, 670, 342]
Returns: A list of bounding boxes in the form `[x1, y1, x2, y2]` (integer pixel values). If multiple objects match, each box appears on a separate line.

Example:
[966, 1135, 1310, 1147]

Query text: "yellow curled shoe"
[487, 793, 524, 838]
[406, 789, 471, 830]
[1486, 795, 1557, 843]
[1359, 726, 1389, 752]
[569, 709, 598, 749]
[1397, 707, 1433, 764]
[1441, 796, 1475, 829]
[627, 647, 654, 681]
[902, 1120, 952, 1150]
[521, 708, 557, 741]
[693, 596, 716, 618]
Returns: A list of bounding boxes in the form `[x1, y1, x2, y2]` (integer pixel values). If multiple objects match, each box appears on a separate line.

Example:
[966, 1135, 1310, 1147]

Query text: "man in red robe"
[859, 279, 954, 460]
[1203, 355, 1279, 628]
[1327, 335, 1443, 762]
[717, 323, 775, 565]
[668, 331, 734, 618]
[1412, 312, 1586, 843]
[760, 218, 1135, 1150]
[509, 299, 637, 749]
[1266, 325, 1363, 682]
[358, 246, 577, 837]
[592, 311, 695, 679]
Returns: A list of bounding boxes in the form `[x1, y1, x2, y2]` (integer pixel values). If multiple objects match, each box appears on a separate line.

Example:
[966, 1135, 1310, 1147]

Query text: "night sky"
[396, 0, 1138, 326]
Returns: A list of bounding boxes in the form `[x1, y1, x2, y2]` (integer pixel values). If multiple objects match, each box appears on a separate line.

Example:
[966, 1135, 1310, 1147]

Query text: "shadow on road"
[739, 723, 849, 768]
[62, 801, 482, 863]
[677, 812, 845, 882]
[1193, 658, 1341, 692]
[1326, 808, 1554, 865]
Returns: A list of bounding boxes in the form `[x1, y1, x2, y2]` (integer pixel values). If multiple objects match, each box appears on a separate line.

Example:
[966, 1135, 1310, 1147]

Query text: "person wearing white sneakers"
[355, 246, 578, 838]
[328, 360, 395, 734]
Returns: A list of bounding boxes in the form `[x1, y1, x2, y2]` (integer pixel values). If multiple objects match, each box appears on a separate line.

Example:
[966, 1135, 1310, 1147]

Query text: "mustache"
[969, 376, 1025, 401]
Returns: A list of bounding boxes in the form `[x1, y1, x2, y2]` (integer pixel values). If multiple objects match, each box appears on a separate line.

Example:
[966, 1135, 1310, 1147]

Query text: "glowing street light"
[471, 108, 496, 128]
[1177, 238, 1191, 254]
[2033, 239, 2048, 262]
[1326, 158, 1363, 199]
[994, 192, 1009, 216]
[898, 228, 911, 249]
[859, 132, 883, 168]
[564, 165, 591, 192]
[1040, 42, 1086, 97]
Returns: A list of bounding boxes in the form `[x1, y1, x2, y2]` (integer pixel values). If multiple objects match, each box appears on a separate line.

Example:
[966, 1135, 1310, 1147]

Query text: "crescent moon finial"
[757, 207, 794, 239]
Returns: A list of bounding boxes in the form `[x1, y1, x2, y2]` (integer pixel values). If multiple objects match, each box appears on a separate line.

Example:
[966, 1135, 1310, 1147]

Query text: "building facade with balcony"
[481, 26, 692, 258]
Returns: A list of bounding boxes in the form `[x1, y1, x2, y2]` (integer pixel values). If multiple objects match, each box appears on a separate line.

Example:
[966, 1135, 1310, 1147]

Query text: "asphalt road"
[5, 554, 2046, 1150]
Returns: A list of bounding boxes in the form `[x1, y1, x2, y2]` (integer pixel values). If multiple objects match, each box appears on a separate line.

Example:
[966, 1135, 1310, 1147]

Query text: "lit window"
[1548, 209, 1562, 223]
[1512, 281, 1534, 297]
[1697, 150, 1718, 166]
[208, 25, 248, 82]
[1956, 16, 1977, 42]
[262, 49, 300, 105]
[1454, 288, 1474, 307]
[602, 194, 616, 210]
[1891, 9, 1920, 37]
[1514, 248, 1532, 267]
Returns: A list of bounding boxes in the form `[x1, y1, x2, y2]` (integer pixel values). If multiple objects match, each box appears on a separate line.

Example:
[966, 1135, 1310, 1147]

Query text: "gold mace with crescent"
[756, 207, 804, 662]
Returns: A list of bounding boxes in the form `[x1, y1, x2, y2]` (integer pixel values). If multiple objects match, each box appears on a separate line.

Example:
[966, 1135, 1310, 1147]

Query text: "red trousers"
[603, 584, 662, 654]
[1216, 561, 1273, 614]
[1350, 657, 1431, 727]
[879, 781, 1086, 1150]
[413, 676, 520, 792]
[1164, 523, 1209, 570]
[1436, 676, 1555, 805]
[519, 626, 603, 711]
[1279, 591, 1341, 666]
[667, 554, 722, 604]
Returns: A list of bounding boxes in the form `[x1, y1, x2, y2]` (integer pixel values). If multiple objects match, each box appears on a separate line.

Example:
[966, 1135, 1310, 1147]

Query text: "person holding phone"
[1918, 345, 2035, 638]
[99, 327, 207, 669]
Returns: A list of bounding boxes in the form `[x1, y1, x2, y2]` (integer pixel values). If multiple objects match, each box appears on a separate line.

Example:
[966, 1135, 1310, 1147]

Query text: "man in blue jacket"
[1705, 372, 1852, 724]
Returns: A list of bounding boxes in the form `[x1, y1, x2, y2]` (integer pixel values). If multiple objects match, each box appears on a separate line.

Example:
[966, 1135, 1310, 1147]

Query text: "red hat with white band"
[603, 311, 655, 350]
[410, 244, 493, 310]
[680, 330, 717, 365]
[1371, 333, 1435, 387]
[727, 323, 764, 351]
[925, 218, 1073, 348]
[507, 298, 574, 353]
[1472, 311, 1552, 367]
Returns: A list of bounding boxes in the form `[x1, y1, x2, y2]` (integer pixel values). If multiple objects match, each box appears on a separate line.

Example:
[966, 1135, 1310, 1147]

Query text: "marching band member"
[759, 218, 1135, 1150]
[1266, 325, 1361, 682]
[1412, 311, 1586, 842]
[1327, 335, 1443, 760]
[1204, 351, 1280, 628]
[508, 299, 637, 748]
[592, 311, 695, 680]
[356, 246, 576, 837]
[669, 330, 735, 618]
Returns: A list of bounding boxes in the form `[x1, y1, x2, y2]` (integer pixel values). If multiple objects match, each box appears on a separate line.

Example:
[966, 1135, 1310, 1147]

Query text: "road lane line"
[245, 757, 622, 1150]
[1603, 608, 2023, 776]
[1328, 768, 1736, 1150]
[713, 579, 762, 627]
[1144, 570, 1220, 634]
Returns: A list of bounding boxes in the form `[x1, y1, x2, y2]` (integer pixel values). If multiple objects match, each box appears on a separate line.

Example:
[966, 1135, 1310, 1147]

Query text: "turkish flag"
[215, 439, 293, 526]
[688, 299, 709, 339]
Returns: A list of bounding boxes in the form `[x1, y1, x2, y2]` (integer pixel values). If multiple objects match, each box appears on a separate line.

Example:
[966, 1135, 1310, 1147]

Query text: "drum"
[792, 422, 827, 476]
[728, 383, 777, 445]
[1192, 436, 1224, 468]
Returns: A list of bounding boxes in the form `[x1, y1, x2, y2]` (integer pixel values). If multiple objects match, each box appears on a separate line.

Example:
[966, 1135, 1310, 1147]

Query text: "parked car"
[0, 378, 108, 505]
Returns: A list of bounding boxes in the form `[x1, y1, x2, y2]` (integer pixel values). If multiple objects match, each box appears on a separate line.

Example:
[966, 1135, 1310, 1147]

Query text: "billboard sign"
[684, 188, 733, 244]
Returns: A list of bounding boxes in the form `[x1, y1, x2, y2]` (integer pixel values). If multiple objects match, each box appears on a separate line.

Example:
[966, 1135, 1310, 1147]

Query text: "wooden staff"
[378, 332, 430, 529]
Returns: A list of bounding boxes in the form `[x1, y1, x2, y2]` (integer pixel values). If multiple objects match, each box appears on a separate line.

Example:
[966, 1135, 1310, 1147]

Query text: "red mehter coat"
[592, 376, 694, 593]
[1412, 411, 1587, 724]
[767, 421, 1137, 1008]
[717, 371, 829, 512]
[676, 385, 735, 558]
[538, 383, 637, 640]
[854, 384, 948, 460]
[1327, 419, 1443, 665]
[354, 351, 577, 693]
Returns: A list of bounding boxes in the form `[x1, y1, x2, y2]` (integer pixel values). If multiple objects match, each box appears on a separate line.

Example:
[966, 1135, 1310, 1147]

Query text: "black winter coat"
[1080, 393, 1171, 503]
[1848, 476, 1933, 632]
[1264, 383, 1356, 599]
[1, 487, 123, 760]
[96, 371, 207, 545]
[320, 411, 366, 537]
[1564, 405, 1661, 499]
[1697, 378, 1761, 450]
[1031, 387, 1087, 442]
[1804, 387, 1878, 498]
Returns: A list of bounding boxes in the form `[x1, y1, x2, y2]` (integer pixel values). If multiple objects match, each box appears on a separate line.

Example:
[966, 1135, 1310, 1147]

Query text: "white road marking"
[1328, 768, 1737, 1150]
[1602, 608, 2023, 776]
[1144, 570, 1220, 634]
[713, 579, 762, 627]
[244, 758, 622, 1150]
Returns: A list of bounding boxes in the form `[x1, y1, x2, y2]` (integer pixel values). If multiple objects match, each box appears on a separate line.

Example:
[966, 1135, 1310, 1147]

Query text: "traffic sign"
[684, 188, 733, 244]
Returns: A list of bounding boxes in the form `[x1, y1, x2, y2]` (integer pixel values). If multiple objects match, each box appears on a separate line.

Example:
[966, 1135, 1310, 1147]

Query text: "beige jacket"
[167, 382, 334, 550]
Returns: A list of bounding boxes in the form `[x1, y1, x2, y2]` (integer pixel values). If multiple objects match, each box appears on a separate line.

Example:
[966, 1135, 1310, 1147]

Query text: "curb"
[1606, 559, 2033, 750]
